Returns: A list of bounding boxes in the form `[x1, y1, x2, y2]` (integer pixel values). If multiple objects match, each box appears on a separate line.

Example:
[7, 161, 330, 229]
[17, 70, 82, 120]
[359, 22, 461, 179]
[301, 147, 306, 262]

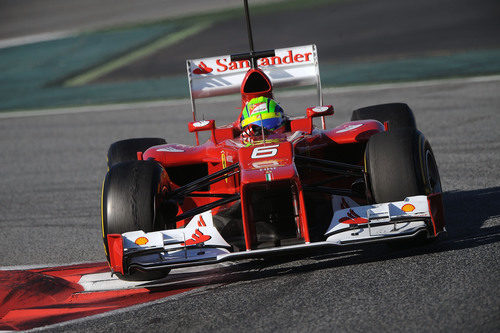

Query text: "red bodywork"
[141, 69, 385, 251]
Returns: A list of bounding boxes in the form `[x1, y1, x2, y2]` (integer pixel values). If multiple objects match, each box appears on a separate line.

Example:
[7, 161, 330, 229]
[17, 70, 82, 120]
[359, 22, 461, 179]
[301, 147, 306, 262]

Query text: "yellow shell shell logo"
[401, 204, 415, 212]
[135, 237, 149, 245]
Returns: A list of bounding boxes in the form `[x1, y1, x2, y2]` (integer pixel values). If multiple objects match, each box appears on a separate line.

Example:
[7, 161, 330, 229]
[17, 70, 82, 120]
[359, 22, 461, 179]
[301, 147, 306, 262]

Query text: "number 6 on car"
[251, 144, 279, 159]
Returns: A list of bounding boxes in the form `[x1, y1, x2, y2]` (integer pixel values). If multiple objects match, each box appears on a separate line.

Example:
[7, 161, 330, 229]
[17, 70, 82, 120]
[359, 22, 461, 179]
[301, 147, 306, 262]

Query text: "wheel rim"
[425, 150, 442, 194]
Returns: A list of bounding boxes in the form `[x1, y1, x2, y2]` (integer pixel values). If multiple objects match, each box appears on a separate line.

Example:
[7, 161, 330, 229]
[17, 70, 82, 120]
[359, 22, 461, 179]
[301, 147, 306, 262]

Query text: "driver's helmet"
[240, 96, 284, 133]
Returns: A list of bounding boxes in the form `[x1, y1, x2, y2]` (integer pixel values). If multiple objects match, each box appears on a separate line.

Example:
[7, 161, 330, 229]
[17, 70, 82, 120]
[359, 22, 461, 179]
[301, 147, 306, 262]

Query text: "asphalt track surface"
[1, 77, 499, 331]
[0, 0, 282, 40]
[98, 0, 500, 81]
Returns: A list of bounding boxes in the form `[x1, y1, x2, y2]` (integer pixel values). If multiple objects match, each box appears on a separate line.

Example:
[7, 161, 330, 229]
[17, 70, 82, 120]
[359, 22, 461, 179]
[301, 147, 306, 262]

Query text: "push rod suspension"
[169, 163, 240, 199]
[302, 186, 363, 198]
[187, 193, 236, 198]
[170, 194, 240, 224]
[295, 155, 364, 176]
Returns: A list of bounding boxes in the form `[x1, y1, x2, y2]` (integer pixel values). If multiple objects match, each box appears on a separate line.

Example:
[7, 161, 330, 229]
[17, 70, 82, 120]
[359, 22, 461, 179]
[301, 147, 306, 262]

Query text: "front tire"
[101, 160, 171, 280]
[365, 128, 441, 203]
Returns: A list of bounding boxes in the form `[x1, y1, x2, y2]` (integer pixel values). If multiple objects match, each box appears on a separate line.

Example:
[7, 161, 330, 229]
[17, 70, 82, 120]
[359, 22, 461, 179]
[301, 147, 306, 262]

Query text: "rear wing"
[186, 44, 322, 121]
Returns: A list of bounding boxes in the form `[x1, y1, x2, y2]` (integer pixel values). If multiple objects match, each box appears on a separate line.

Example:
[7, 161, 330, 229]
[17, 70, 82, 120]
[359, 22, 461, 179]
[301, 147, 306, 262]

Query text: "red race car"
[101, 6, 444, 281]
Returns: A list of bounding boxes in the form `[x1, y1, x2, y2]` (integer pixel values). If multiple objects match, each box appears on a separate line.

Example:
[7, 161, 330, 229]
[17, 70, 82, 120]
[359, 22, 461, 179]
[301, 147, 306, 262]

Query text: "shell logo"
[135, 237, 149, 245]
[401, 204, 416, 212]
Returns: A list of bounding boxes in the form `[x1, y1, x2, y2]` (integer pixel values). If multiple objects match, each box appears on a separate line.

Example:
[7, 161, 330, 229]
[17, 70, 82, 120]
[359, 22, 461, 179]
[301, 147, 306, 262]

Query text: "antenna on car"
[243, 0, 256, 68]
[230, 0, 275, 68]
[259, 113, 266, 144]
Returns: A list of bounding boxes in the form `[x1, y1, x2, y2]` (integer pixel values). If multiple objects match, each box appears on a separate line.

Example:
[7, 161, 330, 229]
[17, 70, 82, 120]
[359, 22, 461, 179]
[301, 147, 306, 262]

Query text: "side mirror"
[188, 119, 215, 132]
[306, 105, 334, 118]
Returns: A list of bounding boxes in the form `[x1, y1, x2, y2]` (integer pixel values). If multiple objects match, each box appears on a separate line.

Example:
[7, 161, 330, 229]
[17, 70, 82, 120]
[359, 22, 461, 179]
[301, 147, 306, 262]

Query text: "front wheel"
[101, 160, 173, 280]
[365, 128, 442, 203]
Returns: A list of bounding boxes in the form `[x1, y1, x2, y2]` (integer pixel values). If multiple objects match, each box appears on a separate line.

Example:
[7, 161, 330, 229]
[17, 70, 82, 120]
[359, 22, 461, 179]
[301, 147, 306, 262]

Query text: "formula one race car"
[101, 4, 444, 281]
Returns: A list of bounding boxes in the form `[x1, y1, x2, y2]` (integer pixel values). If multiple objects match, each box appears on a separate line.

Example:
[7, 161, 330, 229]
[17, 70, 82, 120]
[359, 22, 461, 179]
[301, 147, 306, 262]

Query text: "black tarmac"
[97, 0, 500, 82]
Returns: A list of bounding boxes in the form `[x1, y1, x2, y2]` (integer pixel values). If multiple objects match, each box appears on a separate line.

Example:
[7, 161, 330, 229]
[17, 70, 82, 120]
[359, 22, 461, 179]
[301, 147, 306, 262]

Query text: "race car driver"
[240, 96, 285, 144]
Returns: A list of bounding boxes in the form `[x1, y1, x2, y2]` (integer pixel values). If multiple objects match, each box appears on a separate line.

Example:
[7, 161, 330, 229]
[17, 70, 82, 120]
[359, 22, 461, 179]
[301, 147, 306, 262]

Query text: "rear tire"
[365, 128, 441, 203]
[351, 103, 417, 129]
[101, 160, 171, 280]
[107, 138, 166, 168]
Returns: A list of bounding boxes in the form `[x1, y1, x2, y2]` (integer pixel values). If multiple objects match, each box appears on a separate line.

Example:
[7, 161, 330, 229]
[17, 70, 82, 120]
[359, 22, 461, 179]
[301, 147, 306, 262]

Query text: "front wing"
[107, 194, 445, 275]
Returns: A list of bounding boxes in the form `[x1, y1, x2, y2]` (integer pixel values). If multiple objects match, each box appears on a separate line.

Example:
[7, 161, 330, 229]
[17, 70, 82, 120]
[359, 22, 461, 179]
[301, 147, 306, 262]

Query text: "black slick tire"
[101, 160, 171, 280]
[107, 138, 166, 168]
[365, 128, 441, 203]
[351, 103, 417, 129]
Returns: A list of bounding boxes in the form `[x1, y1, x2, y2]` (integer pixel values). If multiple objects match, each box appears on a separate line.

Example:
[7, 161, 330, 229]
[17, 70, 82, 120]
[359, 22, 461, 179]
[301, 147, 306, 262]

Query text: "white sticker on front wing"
[157, 147, 184, 153]
[336, 124, 363, 133]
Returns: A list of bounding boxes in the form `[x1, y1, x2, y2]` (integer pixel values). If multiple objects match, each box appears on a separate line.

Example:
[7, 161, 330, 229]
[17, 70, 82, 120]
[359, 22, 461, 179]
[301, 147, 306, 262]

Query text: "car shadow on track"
[142, 186, 500, 292]
[442, 186, 500, 238]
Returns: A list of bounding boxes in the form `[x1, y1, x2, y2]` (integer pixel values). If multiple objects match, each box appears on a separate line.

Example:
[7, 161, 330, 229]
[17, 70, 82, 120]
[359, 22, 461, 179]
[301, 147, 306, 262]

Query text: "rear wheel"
[107, 138, 166, 168]
[365, 128, 441, 203]
[351, 103, 417, 129]
[101, 160, 172, 280]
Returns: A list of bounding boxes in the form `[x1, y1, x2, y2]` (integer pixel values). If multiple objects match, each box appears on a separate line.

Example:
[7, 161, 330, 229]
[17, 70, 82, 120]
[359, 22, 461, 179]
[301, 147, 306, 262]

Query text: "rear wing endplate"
[186, 44, 322, 121]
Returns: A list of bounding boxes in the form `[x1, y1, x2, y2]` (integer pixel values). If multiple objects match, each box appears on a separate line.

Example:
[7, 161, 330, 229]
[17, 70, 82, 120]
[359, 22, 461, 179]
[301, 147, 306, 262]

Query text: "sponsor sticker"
[157, 147, 184, 153]
[312, 106, 329, 113]
[221, 151, 228, 183]
[339, 209, 368, 224]
[181, 229, 212, 246]
[251, 160, 282, 169]
[135, 237, 149, 245]
[248, 102, 267, 115]
[191, 48, 315, 75]
[196, 216, 207, 227]
[192, 120, 210, 128]
[401, 204, 416, 212]
[193, 61, 213, 74]
[337, 124, 363, 133]
[341, 197, 350, 209]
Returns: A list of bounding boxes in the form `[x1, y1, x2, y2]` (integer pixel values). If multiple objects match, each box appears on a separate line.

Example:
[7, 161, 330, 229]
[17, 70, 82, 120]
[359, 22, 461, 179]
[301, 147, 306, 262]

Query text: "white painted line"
[65, 21, 212, 86]
[78, 262, 235, 292]
[0, 31, 75, 49]
[320, 74, 500, 94]
[78, 272, 144, 291]
[0, 261, 103, 271]
[0, 98, 190, 119]
[1, 74, 499, 120]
